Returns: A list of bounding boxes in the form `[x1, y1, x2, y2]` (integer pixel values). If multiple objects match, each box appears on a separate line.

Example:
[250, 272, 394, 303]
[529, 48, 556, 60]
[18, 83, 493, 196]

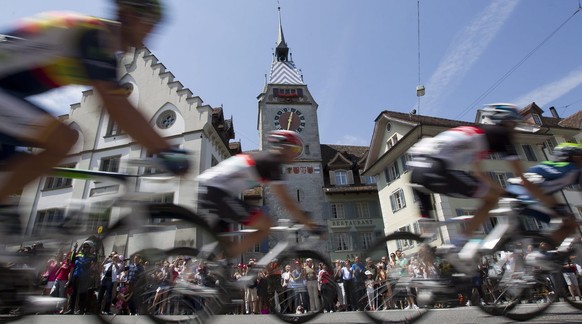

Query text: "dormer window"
[386, 134, 398, 150]
[532, 113, 542, 125]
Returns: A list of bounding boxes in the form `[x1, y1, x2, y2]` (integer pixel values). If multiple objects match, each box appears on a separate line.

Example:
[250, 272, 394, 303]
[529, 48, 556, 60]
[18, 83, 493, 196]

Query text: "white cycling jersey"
[408, 126, 489, 168]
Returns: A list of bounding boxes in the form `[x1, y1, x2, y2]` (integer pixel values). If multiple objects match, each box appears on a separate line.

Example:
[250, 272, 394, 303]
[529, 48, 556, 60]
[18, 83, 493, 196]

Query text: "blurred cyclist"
[507, 142, 582, 245]
[0, 0, 189, 206]
[197, 130, 318, 258]
[407, 103, 551, 246]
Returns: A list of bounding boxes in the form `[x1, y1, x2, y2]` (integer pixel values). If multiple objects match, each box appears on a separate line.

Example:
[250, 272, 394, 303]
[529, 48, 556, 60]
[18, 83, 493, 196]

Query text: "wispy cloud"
[333, 134, 368, 146]
[420, 0, 519, 116]
[28, 85, 88, 116]
[512, 65, 582, 107]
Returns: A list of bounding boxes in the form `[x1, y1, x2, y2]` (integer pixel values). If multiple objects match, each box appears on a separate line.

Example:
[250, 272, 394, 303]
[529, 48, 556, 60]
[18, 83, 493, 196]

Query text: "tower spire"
[275, 4, 289, 62]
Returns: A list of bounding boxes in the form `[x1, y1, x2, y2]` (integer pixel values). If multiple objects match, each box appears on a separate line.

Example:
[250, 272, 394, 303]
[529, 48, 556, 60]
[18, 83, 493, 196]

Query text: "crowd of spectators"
[29, 241, 582, 316]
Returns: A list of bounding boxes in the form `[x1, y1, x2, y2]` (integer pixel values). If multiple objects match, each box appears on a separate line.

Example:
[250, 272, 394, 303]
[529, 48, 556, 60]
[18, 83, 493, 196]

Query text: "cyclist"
[507, 142, 582, 246]
[0, 0, 189, 207]
[407, 103, 550, 246]
[196, 130, 318, 258]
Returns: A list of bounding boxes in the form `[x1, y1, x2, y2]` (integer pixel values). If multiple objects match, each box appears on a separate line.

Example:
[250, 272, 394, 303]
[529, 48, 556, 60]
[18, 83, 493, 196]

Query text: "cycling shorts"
[0, 88, 50, 146]
[409, 158, 489, 199]
[197, 185, 263, 232]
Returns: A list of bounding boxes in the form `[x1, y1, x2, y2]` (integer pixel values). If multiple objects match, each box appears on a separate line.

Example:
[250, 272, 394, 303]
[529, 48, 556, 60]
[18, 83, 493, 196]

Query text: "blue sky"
[2, 0, 582, 150]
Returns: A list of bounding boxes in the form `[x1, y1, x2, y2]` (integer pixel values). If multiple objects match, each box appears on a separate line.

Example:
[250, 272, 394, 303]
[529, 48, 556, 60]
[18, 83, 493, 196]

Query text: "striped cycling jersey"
[525, 161, 582, 194]
[0, 11, 118, 96]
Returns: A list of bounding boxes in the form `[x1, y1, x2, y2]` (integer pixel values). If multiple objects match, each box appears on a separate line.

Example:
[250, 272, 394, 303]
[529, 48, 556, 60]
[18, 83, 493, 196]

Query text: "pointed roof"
[275, 6, 289, 62]
[268, 6, 303, 85]
[559, 110, 582, 129]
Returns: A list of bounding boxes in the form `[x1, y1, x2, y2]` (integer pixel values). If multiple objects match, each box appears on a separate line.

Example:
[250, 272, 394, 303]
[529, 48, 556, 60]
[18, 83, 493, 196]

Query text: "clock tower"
[257, 7, 325, 251]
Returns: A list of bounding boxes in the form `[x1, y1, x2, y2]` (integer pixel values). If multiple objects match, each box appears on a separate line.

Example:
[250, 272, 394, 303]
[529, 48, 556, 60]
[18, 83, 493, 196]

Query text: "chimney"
[549, 106, 559, 118]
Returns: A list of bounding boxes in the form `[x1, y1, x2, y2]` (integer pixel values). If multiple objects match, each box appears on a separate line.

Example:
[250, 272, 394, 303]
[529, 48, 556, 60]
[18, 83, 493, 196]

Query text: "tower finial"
[275, 1, 289, 62]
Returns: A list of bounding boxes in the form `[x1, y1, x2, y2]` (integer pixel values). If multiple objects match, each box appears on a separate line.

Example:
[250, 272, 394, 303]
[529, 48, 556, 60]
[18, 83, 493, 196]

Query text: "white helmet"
[480, 103, 523, 125]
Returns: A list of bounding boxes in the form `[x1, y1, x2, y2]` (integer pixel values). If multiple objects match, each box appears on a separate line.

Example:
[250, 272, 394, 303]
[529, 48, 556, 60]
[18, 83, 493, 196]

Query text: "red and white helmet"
[266, 130, 304, 157]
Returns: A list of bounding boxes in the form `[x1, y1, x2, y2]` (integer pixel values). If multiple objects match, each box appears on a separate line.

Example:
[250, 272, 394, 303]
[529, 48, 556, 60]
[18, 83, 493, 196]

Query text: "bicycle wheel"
[478, 233, 557, 321]
[362, 232, 432, 324]
[99, 205, 228, 323]
[269, 250, 337, 324]
[136, 247, 227, 324]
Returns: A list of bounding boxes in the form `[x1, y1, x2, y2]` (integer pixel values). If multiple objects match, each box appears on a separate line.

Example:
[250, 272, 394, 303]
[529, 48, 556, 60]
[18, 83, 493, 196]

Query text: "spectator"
[318, 263, 335, 313]
[65, 240, 96, 315]
[564, 257, 581, 301]
[149, 260, 172, 315]
[97, 252, 120, 315]
[351, 256, 365, 311]
[304, 258, 320, 312]
[333, 260, 345, 311]
[280, 264, 293, 314]
[341, 259, 354, 311]
[42, 257, 59, 296]
[51, 253, 73, 313]
[115, 286, 132, 315]
[364, 270, 375, 311]
[125, 254, 144, 315]
[290, 260, 307, 313]
[257, 268, 270, 314]
[245, 260, 258, 314]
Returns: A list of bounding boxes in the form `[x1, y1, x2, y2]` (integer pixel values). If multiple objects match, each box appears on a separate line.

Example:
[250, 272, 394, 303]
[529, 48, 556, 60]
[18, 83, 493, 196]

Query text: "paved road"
[10, 302, 582, 323]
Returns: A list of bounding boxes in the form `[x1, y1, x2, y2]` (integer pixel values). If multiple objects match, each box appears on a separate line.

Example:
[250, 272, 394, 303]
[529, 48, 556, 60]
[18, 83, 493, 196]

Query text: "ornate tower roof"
[269, 6, 304, 85]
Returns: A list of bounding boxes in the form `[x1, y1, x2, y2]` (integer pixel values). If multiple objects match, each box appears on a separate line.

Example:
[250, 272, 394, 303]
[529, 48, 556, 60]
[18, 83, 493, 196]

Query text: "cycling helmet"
[480, 103, 523, 125]
[552, 142, 582, 162]
[266, 130, 304, 157]
[116, 0, 164, 23]
[82, 240, 96, 250]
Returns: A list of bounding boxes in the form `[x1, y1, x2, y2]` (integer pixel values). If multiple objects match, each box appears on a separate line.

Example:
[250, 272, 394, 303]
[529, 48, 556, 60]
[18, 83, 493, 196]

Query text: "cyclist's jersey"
[0, 11, 118, 96]
[408, 125, 518, 168]
[197, 151, 285, 197]
[524, 161, 582, 194]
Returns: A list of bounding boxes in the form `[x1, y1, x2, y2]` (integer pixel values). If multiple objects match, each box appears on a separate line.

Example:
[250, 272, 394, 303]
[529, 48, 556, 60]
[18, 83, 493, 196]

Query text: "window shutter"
[384, 168, 390, 182]
[390, 194, 395, 212]
[329, 171, 336, 185]
[394, 162, 400, 178]
[347, 170, 354, 184]
[400, 189, 406, 208]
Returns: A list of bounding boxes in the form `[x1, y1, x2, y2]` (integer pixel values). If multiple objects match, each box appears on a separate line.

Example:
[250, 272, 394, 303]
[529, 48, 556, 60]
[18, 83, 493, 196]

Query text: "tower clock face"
[274, 107, 306, 132]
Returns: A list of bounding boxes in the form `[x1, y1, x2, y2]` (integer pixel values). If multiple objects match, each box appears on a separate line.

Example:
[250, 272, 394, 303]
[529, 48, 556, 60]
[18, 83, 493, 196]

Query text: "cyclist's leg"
[198, 186, 272, 258]
[0, 89, 77, 203]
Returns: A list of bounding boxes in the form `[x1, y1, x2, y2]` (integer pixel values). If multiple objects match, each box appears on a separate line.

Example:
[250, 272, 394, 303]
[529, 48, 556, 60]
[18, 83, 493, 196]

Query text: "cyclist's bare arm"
[92, 79, 170, 154]
[270, 183, 317, 230]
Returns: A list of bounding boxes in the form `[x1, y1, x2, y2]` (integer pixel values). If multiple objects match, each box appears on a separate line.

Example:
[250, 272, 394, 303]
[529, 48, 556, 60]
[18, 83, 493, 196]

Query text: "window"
[487, 152, 502, 160]
[545, 137, 558, 154]
[248, 242, 261, 253]
[355, 202, 370, 218]
[360, 232, 374, 250]
[156, 110, 177, 129]
[273, 88, 303, 98]
[150, 193, 174, 223]
[105, 118, 124, 137]
[400, 154, 412, 172]
[489, 172, 512, 187]
[521, 216, 544, 232]
[143, 152, 160, 175]
[532, 114, 542, 125]
[87, 203, 112, 234]
[334, 233, 351, 251]
[522, 145, 537, 162]
[359, 170, 377, 185]
[43, 164, 75, 190]
[331, 203, 345, 219]
[335, 170, 348, 185]
[389, 189, 406, 212]
[577, 207, 582, 218]
[100, 155, 120, 172]
[386, 134, 398, 150]
[396, 225, 414, 250]
[386, 162, 400, 183]
[33, 209, 64, 235]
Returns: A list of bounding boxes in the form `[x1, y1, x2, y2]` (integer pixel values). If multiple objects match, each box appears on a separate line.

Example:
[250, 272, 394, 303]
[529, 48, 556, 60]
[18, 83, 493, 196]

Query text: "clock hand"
[286, 112, 294, 130]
